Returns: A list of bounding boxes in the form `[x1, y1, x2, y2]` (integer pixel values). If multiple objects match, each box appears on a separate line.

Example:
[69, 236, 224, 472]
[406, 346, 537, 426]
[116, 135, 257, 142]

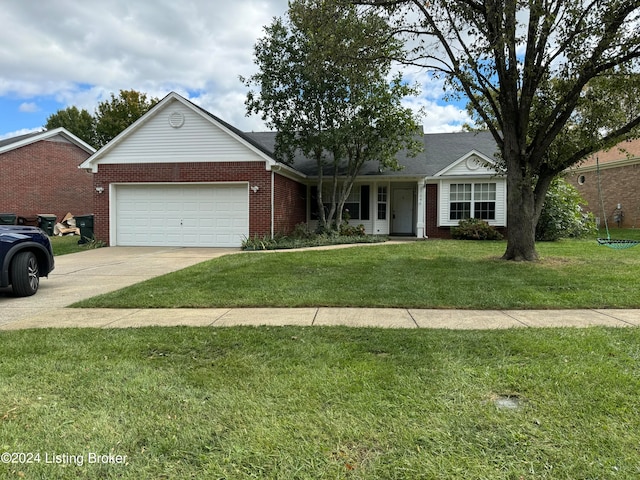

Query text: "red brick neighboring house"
[80, 92, 504, 247]
[0, 128, 95, 224]
[569, 138, 640, 228]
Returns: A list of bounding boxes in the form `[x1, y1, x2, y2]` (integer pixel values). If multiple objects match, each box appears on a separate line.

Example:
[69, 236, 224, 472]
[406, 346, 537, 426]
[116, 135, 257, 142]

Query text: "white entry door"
[392, 188, 414, 234]
[114, 184, 249, 247]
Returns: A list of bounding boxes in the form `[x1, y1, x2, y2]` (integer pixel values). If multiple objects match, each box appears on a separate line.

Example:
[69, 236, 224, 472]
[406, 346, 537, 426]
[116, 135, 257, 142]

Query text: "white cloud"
[0, 1, 286, 120]
[0, 0, 466, 134]
[18, 102, 39, 113]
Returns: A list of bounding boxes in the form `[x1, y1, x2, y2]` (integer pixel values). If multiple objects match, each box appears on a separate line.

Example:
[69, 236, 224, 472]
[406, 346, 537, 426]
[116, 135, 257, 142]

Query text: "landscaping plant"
[536, 177, 597, 241]
[451, 218, 504, 240]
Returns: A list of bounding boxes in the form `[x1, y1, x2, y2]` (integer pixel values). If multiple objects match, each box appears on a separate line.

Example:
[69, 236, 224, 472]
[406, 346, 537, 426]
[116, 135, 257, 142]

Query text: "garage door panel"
[115, 184, 249, 247]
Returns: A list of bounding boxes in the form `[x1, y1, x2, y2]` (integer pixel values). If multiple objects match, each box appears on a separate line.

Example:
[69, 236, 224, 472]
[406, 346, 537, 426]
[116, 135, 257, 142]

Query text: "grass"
[73, 231, 640, 310]
[1, 326, 639, 479]
[50, 235, 91, 256]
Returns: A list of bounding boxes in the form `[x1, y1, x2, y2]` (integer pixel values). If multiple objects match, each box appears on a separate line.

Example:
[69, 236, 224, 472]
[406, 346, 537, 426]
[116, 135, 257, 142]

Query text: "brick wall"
[274, 174, 307, 235]
[573, 163, 640, 228]
[425, 184, 452, 238]
[424, 183, 508, 239]
[0, 140, 93, 222]
[93, 162, 307, 244]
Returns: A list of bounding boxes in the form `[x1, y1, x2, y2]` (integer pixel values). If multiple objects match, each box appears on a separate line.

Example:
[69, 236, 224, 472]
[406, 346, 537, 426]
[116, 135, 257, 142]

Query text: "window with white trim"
[377, 186, 387, 220]
[343, 187, 361, 220]
[449, 183, 496, 221]
[311, 185, 370, 220]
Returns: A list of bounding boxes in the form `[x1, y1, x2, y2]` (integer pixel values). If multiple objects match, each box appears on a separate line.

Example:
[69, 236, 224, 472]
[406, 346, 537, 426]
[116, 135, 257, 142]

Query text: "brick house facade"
[570, 138, 640, 228]
[81, 92, 505, 247]
[0, 129, 95, 223]
[81, 93, 309, 247]
[92, 162, 306, 244]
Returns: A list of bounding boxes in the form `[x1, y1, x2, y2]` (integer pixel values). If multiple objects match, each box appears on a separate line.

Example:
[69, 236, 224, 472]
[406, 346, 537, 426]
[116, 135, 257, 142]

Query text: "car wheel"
[11, 251, 39, 297]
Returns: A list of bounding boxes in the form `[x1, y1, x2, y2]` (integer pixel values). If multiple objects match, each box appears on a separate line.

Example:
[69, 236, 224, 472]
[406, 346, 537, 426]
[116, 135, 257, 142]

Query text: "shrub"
[291, 223, 315, 240]
[339, 223, 366, 236]
[241, 235, 279, 250]
[536, 177, 597, 241]
[241, 228, 386, 250]
[451, 218, 504, 240]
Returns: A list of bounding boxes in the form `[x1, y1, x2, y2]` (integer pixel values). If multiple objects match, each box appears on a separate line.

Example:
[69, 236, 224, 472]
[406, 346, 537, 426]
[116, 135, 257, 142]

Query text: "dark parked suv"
[0, 225, 55, 296]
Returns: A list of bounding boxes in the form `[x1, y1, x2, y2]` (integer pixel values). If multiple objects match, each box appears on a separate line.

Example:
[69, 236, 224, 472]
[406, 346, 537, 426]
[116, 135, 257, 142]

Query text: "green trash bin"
[0, 213, 17, 225]
[76, 214, 95, 244]
[37, 214, 57, 236]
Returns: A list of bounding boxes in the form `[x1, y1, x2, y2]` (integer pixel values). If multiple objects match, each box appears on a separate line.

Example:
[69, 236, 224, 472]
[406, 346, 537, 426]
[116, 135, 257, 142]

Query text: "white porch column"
[416, 179, 427, 238]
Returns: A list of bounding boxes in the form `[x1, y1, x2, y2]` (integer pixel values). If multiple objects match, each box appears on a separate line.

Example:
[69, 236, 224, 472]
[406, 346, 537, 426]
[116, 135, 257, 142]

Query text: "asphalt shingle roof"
[244, 130, 498, 177]
[0, 131, 44, 149]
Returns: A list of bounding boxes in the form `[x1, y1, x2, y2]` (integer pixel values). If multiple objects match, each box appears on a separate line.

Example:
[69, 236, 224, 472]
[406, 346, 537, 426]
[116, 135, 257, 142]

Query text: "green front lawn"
[73, 234, 640, 309]
[1, 326, 639, 479]
[50, 235, 93, 256]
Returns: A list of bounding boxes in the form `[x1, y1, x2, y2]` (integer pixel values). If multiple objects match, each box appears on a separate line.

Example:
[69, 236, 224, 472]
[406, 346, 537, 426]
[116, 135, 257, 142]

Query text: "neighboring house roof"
[245, 130, 498, 178]
[0, 128, 95, 155]
[573, 137, 640, 172]
[0, 131, 44, 149]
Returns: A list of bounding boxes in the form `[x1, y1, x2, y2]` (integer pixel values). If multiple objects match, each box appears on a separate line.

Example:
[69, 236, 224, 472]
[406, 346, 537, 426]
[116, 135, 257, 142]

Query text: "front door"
[392, 188, 414, 234]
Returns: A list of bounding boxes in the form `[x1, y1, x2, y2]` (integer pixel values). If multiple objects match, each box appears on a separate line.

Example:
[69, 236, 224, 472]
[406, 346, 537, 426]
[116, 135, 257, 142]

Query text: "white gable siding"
[441, 154, 498, 176]
[438, 178, 507, 227]
[98, 100, 266, 164]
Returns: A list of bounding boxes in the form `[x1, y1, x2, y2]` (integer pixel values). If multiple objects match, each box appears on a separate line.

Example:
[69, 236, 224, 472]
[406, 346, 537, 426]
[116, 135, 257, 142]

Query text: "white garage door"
[115, 184, 249, 247]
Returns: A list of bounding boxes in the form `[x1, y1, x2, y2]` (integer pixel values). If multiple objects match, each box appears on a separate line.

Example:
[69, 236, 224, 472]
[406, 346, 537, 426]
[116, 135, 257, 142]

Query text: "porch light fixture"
[251, 185, 259, 193]
[95, 186, 104, 194]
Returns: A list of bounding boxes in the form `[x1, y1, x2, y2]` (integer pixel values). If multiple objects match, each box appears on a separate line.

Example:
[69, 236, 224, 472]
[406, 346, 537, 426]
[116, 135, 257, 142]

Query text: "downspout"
[271, 169, 275, 239]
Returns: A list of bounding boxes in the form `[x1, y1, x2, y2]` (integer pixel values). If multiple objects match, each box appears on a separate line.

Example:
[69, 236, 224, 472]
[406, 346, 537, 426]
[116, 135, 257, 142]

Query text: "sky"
[0, 0, 471, 141]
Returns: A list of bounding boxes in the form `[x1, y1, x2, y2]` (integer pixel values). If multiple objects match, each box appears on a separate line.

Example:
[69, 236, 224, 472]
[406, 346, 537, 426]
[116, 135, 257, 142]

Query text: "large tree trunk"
[502, 176, 538, 261]
[501, 146, 558, 261]
[501, 145, 539, 261]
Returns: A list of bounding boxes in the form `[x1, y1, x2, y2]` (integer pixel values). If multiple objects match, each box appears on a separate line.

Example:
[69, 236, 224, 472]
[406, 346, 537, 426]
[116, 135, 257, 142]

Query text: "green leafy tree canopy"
[45, 106, 97, 148]
[94, 90, 159, 148]
[243, 0, 422, 230]
[44, 89, 159, 149]
[362, 0, 640, 260]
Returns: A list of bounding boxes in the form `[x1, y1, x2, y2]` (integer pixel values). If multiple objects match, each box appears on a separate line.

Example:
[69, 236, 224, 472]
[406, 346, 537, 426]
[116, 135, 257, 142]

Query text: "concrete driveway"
[0, 246, 238, 326]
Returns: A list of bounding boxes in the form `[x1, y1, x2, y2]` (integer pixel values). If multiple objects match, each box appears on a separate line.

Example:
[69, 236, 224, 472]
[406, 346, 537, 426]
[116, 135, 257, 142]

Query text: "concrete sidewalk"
[1, 245, 639, 331]
[1, 306, 639, 330]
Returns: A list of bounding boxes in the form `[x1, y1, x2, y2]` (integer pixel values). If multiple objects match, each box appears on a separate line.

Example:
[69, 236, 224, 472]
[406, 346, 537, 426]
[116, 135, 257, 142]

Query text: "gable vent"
[169, 111, 185, 128]
[466, 155, 481, 170]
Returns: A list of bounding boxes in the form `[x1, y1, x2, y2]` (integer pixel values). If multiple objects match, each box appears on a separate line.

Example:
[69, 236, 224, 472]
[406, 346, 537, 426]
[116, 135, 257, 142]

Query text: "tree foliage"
[45, 106, 97, 148]
[536, 177, 596, 241]
[243, 0, 422, 231]
[94, 90, 159, 148]
[362, 0, 640, 260]
[44, 89, 159, 149]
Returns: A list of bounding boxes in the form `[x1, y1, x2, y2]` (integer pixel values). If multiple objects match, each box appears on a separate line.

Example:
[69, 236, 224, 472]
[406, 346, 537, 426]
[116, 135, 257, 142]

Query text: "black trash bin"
[0, 213, 17, 225]
[37, 214, 57, 236]
[17, 215, 38, 226]
[76, 214, 95, 244]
